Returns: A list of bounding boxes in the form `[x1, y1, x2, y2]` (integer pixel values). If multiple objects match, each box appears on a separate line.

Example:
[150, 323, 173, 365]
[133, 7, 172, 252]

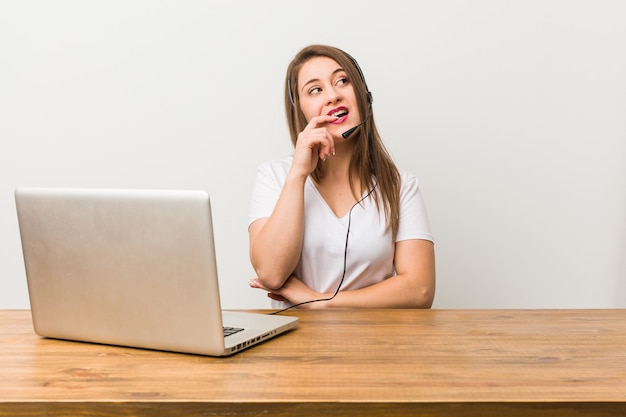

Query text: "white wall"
[1, 1, 625, 310]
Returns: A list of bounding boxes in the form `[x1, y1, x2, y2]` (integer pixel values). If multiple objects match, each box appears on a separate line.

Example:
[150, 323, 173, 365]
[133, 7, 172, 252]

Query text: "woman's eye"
[337, 77, 349, 86]
[308, 87, 321, 95]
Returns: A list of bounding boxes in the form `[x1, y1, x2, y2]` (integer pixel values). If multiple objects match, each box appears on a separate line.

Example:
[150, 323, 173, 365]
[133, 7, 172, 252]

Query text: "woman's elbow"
[413, 278, 435, 308]
[250, 254, 288, 290]
[417, 286, 435, 308]
[254, 268, 290, 291]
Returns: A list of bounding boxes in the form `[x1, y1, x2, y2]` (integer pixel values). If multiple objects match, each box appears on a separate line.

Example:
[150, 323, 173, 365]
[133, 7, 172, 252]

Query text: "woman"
[248, 45, 435, 309]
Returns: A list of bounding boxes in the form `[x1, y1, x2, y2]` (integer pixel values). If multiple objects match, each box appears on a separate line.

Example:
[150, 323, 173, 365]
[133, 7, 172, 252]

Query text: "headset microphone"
[341, 121, 364, 140]
[342, 94, 373, 140]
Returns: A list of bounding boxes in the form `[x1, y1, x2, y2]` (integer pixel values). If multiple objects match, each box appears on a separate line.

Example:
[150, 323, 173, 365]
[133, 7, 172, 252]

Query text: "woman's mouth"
[328, 106, 349, 124]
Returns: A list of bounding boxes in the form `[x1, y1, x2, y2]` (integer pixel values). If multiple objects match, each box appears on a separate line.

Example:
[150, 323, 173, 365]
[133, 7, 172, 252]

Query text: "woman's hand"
[290, 115, 337, 178]
[249, 275, 328, 308]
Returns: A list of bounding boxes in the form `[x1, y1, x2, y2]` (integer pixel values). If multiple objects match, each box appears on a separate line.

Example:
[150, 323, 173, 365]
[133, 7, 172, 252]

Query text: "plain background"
[1, 1, 625, 310]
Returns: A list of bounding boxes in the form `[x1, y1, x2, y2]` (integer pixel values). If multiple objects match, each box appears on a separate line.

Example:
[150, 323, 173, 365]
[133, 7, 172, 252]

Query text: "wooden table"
[1, 309, 625, 416]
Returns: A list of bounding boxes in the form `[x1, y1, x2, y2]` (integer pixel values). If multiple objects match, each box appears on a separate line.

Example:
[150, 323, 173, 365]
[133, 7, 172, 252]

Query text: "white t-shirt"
[248, 157, 433, 305]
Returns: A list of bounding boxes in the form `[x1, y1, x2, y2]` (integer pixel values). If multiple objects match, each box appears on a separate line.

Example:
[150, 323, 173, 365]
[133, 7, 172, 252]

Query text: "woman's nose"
[326, 86, 342, 104]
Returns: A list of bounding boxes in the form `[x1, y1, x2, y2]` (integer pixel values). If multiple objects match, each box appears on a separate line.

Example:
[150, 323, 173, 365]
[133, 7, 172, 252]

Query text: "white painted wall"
[1, 0, 625, 309]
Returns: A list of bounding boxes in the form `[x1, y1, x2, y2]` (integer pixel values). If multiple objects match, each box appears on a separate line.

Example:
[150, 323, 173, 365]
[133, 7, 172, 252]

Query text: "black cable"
[270, 182, 377, 315]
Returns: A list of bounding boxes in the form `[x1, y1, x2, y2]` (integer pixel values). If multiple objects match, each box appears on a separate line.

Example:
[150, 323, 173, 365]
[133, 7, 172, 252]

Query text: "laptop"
[14, 187, 298, 356]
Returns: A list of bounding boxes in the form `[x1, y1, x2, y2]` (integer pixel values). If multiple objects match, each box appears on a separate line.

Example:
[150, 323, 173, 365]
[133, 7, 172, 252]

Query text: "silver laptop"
[15, 187, 298, 356]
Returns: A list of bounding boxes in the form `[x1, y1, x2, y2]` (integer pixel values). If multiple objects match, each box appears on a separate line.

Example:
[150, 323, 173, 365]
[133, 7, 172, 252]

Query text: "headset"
[272, 53, 378, 314]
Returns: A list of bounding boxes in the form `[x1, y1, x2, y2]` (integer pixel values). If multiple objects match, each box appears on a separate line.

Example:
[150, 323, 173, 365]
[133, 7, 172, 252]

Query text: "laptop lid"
[15, 187, 297, 356]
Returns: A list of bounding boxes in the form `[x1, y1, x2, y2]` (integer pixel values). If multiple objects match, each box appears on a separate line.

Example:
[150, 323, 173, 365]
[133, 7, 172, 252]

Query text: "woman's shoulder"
[397, 168, 419, 188]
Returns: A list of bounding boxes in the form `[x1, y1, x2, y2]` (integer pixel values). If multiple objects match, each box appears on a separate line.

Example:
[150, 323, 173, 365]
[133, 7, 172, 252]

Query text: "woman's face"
[296, 56, 361, 137]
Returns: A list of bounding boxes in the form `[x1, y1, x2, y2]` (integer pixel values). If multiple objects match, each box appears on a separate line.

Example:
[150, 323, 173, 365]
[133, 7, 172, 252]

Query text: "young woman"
[248, 45, 435, 309]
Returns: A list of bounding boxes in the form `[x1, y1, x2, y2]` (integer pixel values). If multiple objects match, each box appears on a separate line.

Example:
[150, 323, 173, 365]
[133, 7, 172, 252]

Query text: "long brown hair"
[284, 45, 401, 239]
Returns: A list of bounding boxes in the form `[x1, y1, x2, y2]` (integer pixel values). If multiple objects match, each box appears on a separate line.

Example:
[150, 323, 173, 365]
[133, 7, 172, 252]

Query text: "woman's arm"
[248, 174, 306, 290]
[249, 115, 337, 290]
[249, 239, 435, 308]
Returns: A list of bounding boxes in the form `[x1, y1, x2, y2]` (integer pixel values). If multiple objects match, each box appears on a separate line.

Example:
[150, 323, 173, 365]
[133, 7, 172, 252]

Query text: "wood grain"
[1, 309, 625, 416]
